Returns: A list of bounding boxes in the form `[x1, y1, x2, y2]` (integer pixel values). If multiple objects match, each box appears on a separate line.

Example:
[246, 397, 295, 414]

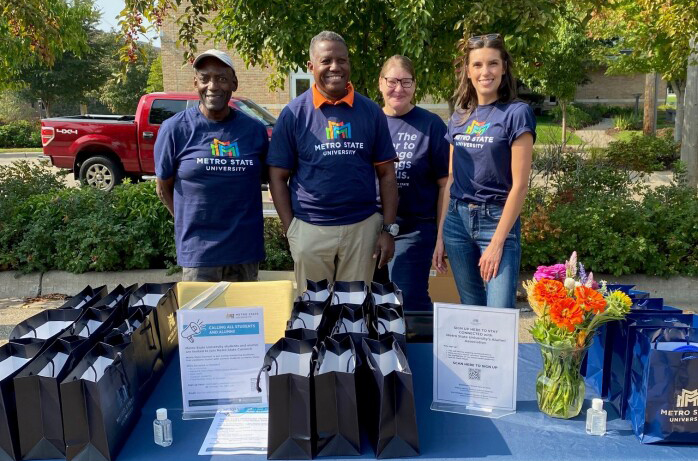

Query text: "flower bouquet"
[524, 252, 632, 418]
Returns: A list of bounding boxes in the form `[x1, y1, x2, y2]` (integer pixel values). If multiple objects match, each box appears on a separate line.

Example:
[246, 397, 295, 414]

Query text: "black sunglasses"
[467, 34, 502, 46]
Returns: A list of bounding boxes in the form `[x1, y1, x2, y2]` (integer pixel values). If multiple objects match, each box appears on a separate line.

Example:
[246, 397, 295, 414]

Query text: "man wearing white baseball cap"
[155, 49, 269, 282]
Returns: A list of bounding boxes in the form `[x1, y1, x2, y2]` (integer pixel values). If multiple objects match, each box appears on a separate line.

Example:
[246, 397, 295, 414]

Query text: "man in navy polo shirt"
[268, 31, 398, 293]
[155, 49, 268, 282]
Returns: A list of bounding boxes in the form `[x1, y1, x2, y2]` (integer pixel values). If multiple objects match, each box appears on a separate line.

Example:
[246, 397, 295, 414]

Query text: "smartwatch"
[382, 223, 399, 237]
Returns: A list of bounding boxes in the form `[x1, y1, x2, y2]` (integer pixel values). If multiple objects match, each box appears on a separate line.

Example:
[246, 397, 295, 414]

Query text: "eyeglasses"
[382, 77, 414, 89]
[467, 34, 502, 46]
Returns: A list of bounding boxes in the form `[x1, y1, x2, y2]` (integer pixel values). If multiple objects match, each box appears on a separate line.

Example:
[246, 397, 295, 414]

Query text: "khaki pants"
[286, 213, 382, 294]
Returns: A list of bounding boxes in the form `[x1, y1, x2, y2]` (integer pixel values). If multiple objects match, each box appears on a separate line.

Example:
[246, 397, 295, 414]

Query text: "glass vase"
[535, 341, 589, 419]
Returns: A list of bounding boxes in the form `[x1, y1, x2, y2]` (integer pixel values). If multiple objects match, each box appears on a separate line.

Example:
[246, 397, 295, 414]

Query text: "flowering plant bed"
[524, 252, 632, 418]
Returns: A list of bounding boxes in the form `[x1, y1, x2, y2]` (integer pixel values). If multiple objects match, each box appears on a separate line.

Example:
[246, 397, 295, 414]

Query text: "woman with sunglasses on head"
[433, 34, 535, 308]
[376, 55, 450, 311]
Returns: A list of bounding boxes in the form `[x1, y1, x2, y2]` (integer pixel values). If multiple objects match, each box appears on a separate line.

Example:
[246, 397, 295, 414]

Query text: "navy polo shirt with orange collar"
[267, 84, 397, 226]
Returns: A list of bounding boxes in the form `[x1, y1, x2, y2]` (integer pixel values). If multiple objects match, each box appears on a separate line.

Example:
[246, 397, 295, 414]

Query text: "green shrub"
[0, 120, 41, 148]
[0, 165, 293, 273]
[603, 132, 680, 172]
[613, 113, 642, 131]
[551, 104, 593, 129]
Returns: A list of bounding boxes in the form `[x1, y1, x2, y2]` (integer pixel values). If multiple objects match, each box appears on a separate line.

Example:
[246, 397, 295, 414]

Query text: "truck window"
[149, 100, 188, 125]
[232, 100, 276, 127]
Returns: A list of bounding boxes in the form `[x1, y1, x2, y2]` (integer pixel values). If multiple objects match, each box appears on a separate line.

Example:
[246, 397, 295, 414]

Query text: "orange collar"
[312, 83, 355, 109]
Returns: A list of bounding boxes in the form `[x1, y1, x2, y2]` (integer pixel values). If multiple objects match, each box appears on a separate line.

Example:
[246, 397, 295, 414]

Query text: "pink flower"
[584, 271, 599, 290]
[534, 264, 567, 281]
[565, 251, 578, 278]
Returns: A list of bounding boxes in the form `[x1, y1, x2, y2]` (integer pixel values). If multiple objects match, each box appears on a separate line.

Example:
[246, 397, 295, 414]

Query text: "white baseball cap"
[192, 49, 235, 72]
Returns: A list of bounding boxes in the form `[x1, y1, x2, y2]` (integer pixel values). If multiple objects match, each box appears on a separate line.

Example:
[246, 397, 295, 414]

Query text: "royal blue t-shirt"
[387, 106, 449, 221]
[154, 106, 268, 267]
[267, 89, 397, 225]
[445, 101, 536, 204]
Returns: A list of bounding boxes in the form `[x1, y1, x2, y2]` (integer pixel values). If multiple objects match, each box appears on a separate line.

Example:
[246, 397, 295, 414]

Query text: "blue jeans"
[442, 198, 521, 308]
[388, 218, 437, 311]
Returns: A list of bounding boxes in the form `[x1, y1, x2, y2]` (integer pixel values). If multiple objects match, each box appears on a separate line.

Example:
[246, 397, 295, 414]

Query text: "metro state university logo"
[210, 139, 240, 157]
[465, 120, 491, 136]
[677, 389, 698, 407]
[326, 120, 352, 140]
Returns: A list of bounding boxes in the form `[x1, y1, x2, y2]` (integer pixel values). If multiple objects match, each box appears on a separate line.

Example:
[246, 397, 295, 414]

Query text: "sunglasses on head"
[467, 33, 502, 46]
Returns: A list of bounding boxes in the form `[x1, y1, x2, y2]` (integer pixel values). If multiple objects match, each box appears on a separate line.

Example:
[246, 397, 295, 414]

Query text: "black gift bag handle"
[139, 317, 158, 351]
[255, 357, 277, 393]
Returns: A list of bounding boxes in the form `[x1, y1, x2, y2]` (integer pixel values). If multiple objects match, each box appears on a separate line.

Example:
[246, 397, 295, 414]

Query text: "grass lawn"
[614, 130, 642, 142]
[535, 116, 583, 145]
[0, 147, 43, 153]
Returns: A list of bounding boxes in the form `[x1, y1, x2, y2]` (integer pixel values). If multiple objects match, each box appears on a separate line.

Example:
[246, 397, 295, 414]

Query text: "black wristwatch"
[382, 223, 399, 237]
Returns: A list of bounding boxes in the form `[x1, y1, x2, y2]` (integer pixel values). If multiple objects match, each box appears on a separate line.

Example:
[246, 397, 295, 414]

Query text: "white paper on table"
[178, 307, 267, 417]
[198, 407, 268, 455]
[432, 303, 519, 414]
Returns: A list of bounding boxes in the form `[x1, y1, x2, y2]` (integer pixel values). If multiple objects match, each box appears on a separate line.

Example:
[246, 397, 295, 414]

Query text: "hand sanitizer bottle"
[153, 408, 173, 447]
[586, 398, 606, 436]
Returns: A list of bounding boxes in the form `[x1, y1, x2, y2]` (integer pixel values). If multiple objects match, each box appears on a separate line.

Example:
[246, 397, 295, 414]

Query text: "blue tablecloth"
[115, 343, 698, 460]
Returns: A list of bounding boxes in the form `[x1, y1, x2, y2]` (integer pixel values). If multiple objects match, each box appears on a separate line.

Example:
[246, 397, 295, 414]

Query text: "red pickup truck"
[40, 92, 276, 191]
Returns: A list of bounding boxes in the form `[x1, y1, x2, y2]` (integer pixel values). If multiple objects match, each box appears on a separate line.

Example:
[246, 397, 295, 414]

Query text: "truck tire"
[79, 156, 124, 192]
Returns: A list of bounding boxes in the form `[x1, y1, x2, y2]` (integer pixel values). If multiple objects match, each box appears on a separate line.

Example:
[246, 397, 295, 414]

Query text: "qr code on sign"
[468, 368, 481, 381]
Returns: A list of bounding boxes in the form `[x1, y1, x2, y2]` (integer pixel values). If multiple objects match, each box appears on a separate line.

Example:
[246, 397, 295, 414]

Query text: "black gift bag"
[314, 336, 360, 457]
[103, 305, 164, 395]
[150, 285, 179, 365]
[330, 303, 370, 359]
[288, 300, 326, 332]
[361, 336, 419, 459]
[373, 303, 407, 354]
[332, 281, 369, 306]
[370, 282, 403, 306]
[302, 279, 331, 303]
[127, 283, 176, 309]
[9, 309, 82, 342]
[58, 285, 108, 310]
[0, 339, 45, 461]
[284, 328, 319, 343]
[258, 337, 316, 460]
[68, 306, 122, 340]
[629, 327, 698, 444]
[60, 342, 140, 461]
[13, 335, 95, 460]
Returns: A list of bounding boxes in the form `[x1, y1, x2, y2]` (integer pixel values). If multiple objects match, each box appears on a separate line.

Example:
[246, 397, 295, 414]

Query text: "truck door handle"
[143, 131, 154, 139]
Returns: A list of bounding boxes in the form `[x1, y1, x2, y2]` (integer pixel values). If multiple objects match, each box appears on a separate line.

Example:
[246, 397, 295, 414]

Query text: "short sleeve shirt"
[445, 101, 536, 204]
[266, 89, 396, 225]
[154, 106, 268, 267]
[387, 106, 449, 221]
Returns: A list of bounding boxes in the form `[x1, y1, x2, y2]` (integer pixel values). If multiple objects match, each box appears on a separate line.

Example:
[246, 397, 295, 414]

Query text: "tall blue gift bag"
[629, 327, 698, 444]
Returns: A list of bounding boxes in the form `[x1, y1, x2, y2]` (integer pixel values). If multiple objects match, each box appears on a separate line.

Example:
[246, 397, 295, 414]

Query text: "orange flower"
[533, 279, 567, 306]
[574, 286, 607, 314]
[549, 298, 584, 332]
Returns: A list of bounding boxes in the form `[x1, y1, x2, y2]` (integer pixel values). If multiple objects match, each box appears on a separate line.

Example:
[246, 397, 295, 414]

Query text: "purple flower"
[579, 263, 588, 285]
[534, 263, 567, 281]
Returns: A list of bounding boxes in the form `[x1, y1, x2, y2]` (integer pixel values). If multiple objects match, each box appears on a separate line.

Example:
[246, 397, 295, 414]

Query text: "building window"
[290, 70, 314, 99]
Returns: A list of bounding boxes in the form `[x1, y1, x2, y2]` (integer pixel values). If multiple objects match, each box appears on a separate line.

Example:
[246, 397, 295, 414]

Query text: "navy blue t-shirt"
[267, 89, 396, 225]
[387, 106, 449, 221]
[445, 101, 536, 204]
[154, 106, 268, 267]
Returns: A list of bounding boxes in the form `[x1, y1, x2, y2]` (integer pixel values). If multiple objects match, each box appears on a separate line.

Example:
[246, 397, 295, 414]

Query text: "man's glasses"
[467, 34, 502, 46]
[382, 77, 414, 89]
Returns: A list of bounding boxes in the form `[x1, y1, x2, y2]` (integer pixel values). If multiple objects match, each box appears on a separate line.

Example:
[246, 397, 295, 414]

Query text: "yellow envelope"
[176, 281, 294, 343]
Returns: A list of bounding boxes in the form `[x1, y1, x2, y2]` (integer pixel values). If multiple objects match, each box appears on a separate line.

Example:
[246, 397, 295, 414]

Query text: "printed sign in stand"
[178, 307, 266, 419]
[432, 303, 519, 418]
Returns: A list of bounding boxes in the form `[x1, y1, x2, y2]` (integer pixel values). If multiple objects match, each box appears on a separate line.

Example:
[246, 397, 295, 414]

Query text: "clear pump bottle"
[153, 408, 173, 447]
[586, 398, 607, 436]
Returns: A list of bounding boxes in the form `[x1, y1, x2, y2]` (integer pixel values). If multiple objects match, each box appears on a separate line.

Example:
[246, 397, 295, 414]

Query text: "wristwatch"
[382, 223, 399, 237]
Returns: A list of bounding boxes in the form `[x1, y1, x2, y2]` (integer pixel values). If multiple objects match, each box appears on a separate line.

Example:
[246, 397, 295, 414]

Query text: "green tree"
[519, 15, 592, 145]
[145, 55, 164, 93]
[98, 47, 156, 114]
[0, 0, 93, 87]
[119, 0, 564, 102]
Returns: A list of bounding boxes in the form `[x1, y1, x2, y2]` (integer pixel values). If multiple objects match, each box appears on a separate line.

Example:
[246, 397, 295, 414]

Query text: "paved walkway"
[575, 117, 616, 148]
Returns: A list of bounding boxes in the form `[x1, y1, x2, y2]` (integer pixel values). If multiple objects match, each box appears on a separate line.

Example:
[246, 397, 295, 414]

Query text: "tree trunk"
[643, 72, 658, 135]
[560, 101, 567, 147]
[672, 80, 685, 143]
[680, 35, 698, 187]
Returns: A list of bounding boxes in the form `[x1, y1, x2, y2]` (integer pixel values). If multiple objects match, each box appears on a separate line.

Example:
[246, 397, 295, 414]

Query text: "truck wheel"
[79, 156, 124, 192]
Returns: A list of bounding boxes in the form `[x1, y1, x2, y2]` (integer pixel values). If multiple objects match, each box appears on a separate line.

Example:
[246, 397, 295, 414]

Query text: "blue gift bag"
[584, 299, 684, 399]
[629, 328, 698, 444]
[607, 313, 696, 419]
